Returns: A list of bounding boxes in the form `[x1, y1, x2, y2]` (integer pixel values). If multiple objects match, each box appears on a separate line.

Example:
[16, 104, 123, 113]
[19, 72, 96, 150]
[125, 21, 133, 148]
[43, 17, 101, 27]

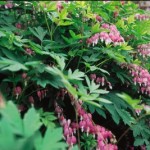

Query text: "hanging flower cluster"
[16, 23, 22, 29]
[54, 89, 118, 150]
[13, 86, 22, 99]
[96, 15, 102, 22]
[121, 63, 150, 96]
[56, 1, 63, 12]
[28, 96, 34, 104]
[37, 89, 48, 101]
[143, 104, 150, 114]
[22, 73, 27, 79]
[18, 104, 26, 112]
[90, 74, 112, 90]
[25, 48, 34, 55]
[137, 43, 150, 59]
[135, 14, 150, 21]
[134, 103, 150, 116]
[135, 109, 141, 116]
[4, 2, 13, 9]
[86, 24, 125, 47]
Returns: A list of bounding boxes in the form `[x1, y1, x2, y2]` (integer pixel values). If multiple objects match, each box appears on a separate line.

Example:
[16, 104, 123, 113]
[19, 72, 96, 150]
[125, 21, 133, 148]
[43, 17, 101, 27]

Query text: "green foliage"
[0, 101, 66, 150]
[0, 57, 28, 72]
[0, 1, 150, 149]
[29, 26, 47, 42]
[102, 92, 135, 125]
[132, 119, 150, 147]
[39, 109, 57, 128]
[81, 133, 97, 150]
[23, 107, 42, 137]
[0, 101, 23, 135]
[117, 93, 143, 110]
[68, 69, 85, 81]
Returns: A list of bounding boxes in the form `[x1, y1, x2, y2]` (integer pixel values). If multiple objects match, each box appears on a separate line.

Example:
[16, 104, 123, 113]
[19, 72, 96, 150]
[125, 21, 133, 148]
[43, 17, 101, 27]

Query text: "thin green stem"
[117, 127, 130, 144]
[52, 25, 58, 35]
[85, 58, 111, 74]
[17, 82, 33, 104]
[77, 54, 83, 69]
[23, 87, 45, 100]
[65, 57, 73, 69]
[96, 58, 111, 67]
[43, 10, 52, 40]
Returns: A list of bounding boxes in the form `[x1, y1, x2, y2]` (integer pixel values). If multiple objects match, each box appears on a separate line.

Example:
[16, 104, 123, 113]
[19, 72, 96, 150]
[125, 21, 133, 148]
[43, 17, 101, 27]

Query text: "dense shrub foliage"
[0, 1, 150, 150]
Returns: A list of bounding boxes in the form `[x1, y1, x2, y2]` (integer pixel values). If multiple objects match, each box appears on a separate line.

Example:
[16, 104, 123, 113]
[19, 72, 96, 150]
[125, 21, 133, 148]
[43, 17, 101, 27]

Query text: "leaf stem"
[96, 58, 111, 68]
[23, 87, 45, 100]
[117, 127, 130, 144]
[77, 54, 82, 69]
[17, 83, 33, 104]
[43, 10, 52, 40]
[85, 58, 111, 74]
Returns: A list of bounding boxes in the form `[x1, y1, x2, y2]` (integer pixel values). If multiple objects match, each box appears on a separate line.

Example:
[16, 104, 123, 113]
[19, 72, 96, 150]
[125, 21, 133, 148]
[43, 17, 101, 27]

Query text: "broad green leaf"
[127, 15, 135, 24]
[55, 56, 66, 71]
[98, 98, 112, 104]
[2, 49, 19, 60]
[69, 30, 81, 40]
[35, 77, 53, 88]
[41, 2, 56, 11]
[45, 66, 78, 98]
[59, 8, 68, 20]
[81, 93, 99, 101]
[44, 66, 66, 88]
[2, 64, 27, 72]
[16, 137, 34, 150]
[87, 65, 110, 75]
[85, 75, 91, 88]
[0, 30, 6, 37]
[33, 131, 42, 150]
[146, 145, 150, 150]
[88, 104, 95, 113]
[88, 79, 100, 94]
[116, 19, 126, 29]
[132, 120, 150, 138]
[134, 138, 145, 146]
[0, 101, 23, 135]
[96, 108, 106, 118]
[23, 107, 42, 137]
[84, 100, 102, 109]
[104, 104, 120, 124]
[91, 23, 101, 34]
[117, 93, 141, 109]
[29, 26, 47, 42]
[77, 82, 88, 95]
[82, 53, 99, 63]
[0, 118, 16, 150]
[29, 42, 43, 54]
[120, 43, 133, 51]
[115, 106, 135, 125]
[89, 65, 98, 71]
[41, 127, 67, 150]
[68, 69, 85, 80]
[72, 145, 79, 150]
[25, 61, 42, 67]
[0, 57, 28, 72]
[58, 20, 74, 26]
[98, 68, 110, 75]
